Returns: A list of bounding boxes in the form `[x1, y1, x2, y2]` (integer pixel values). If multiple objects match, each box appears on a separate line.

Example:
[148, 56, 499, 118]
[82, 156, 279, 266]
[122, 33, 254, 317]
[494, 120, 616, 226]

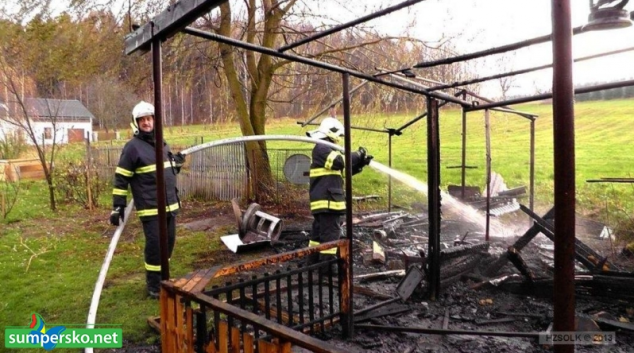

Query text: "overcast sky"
[325, 0, 634, 97]
[9, 0, 634, 98]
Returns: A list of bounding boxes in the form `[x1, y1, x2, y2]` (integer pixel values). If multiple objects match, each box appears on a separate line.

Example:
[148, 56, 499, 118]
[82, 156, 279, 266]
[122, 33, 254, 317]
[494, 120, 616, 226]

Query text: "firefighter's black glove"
[109, 206, 125, 226]
[173, 152, 186, 166]
[358, 147, 374, 166]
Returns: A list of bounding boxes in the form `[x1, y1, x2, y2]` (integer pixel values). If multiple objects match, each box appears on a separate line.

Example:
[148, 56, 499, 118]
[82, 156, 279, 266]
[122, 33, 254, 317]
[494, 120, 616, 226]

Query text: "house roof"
[23, 98, 95, 120]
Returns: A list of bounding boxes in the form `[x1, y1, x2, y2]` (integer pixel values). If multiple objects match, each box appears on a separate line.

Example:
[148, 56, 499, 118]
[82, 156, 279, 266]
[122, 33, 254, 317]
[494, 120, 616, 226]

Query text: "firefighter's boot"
[146, 271, 161, 300]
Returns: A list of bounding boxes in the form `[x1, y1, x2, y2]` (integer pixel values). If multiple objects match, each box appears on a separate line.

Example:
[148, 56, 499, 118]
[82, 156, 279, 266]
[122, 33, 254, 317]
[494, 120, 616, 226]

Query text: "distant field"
[99, 98, 634, 227]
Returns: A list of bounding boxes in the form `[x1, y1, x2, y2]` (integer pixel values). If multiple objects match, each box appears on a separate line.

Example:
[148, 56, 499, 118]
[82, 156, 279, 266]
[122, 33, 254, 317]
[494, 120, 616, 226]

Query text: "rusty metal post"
[388, 133, 393, 212]
[426, 97, 441, 300]
[484, 109, 491, 241]
[530, 118, 536, 211]
[152, 30, 169, 281]
[341, 72, 353, 337]
[551, 1, 576, 351]
[461, 91, 468, 200]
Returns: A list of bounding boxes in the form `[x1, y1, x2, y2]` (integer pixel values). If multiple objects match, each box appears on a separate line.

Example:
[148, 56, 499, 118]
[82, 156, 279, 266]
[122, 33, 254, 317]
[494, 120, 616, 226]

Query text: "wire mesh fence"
[89, 144, 313, 203]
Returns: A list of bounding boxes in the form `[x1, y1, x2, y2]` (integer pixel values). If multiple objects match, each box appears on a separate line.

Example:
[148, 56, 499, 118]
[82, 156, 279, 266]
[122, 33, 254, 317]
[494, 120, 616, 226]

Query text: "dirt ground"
[116, 200, 634, 352]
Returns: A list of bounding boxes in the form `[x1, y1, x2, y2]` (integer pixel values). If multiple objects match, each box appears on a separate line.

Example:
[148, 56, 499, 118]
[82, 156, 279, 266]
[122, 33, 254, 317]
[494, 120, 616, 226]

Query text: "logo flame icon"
[28, 313, 66, 351]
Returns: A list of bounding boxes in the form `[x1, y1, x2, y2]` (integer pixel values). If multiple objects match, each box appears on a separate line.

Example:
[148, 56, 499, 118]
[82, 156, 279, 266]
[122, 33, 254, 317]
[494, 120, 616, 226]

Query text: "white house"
[0, 98, 95, 145]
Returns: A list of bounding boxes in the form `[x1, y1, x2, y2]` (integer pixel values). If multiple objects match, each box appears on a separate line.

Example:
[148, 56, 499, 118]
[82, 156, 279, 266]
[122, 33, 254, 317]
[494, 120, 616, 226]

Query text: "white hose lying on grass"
[85, 200, 133, 353]
[81, 136, 339, 353]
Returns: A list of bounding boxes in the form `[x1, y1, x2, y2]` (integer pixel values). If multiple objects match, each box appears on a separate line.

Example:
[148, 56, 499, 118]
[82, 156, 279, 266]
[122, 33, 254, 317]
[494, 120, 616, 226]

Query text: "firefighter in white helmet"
[305, 116, 373, 270]
[109, 100, 186, 299]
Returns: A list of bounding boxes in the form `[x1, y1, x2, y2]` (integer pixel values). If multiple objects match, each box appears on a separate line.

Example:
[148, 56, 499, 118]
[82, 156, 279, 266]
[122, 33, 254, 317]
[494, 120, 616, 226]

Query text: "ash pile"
[348, 210, 489, 283]
[328, 207, 634, 352]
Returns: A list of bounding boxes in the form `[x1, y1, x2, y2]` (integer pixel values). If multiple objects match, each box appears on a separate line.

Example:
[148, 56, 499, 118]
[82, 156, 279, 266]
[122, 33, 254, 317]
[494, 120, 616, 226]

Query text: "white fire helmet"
[131, 101, 155, 135]
[306, 117, 344, 143]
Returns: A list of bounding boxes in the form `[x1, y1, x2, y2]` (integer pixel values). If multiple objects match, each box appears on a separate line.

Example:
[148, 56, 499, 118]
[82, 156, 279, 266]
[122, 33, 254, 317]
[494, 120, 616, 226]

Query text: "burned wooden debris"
[485, 205, 620, 279]
[448, 172, 527, 217]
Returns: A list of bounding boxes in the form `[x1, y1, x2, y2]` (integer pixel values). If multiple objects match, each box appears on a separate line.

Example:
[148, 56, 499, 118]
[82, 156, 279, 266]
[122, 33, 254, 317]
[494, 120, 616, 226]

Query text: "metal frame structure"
[298, 69, 539, 218]
[125, 0, 634, 350]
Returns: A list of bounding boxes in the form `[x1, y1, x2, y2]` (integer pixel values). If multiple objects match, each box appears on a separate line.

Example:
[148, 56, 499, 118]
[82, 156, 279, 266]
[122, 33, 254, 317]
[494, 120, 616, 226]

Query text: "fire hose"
[84, 135, 370, 353]
[85, 200, 133, 353]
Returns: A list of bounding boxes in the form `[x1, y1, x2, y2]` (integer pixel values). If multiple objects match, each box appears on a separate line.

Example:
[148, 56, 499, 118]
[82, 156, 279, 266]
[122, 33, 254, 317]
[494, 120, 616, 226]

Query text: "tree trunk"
[217, 1, 284, 202]
[46, 173, 56, 211]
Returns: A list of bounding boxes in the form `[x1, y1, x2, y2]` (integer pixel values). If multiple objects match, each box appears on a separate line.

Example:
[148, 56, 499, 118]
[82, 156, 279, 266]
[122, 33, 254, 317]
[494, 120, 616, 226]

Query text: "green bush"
[53, 157, 108, 208]
[0, 131, 27, 159]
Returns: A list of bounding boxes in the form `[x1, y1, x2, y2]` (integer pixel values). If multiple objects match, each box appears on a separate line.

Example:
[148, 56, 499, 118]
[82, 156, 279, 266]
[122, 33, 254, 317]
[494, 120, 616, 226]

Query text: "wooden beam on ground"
[355, 270, 406, 282]
[520, 204, 620, 271]
[506, 246, 535, 282]
[372, 241, 386, 264]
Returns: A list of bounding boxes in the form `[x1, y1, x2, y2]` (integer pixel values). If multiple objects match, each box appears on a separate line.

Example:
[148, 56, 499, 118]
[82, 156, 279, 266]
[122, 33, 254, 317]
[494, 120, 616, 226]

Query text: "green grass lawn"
[2, 99, 634, 350]
[147, 99, 634, 218]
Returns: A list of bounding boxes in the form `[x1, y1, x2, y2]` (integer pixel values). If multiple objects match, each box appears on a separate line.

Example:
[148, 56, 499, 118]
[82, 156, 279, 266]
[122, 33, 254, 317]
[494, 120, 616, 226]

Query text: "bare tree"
[197, 1, 450, 201]
[0, 51, 62, 211]
[494, 53, 517, 100]
[84, 76, 138, 133]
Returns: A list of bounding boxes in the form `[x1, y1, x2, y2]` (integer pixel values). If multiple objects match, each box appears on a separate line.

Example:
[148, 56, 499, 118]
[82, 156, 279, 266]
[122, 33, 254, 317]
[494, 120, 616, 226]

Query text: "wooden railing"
[158, 240, 350, 353]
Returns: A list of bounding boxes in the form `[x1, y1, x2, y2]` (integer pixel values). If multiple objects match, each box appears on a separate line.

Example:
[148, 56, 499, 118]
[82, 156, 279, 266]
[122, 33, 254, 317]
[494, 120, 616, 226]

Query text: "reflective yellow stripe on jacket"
[324, 151, 342, 170]
[310, 200, 345, 211]
[135, 161, 174, 174]
[136, 202, 181, 217]
[309, 168, 342, 178]
[115, 167, 133, 177]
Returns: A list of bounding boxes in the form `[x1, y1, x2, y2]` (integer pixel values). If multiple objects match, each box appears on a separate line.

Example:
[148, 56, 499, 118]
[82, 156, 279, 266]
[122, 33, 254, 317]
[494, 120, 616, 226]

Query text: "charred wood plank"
[520, 204, 620, 271]
[496, 277, 634, 301]
[355, 270, 406, 282]
[532, 222, 599, 271]
[484, 208, 554, 276]
[578, 313, 634, 333]
[506, 247, 535, 282]
[592, 275, 634, 293]
[352, 286, 394, 300]
[441, 255, 483, 279]
[440, 242, 489, 261]
[353, 303, 410, 323]
[355, 324, 542, 338]
[496, 311, 548, 320]
[355, 297, 401, 317]
[497, 186, 527, 197]
[442, 308, 450, 329]
[474, 317, 516, 325]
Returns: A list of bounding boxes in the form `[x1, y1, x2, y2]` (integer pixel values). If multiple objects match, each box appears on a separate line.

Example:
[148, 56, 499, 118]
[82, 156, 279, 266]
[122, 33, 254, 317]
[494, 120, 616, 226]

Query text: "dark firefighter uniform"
[308, 143, 364, 256]
[112, 135, 183, 293]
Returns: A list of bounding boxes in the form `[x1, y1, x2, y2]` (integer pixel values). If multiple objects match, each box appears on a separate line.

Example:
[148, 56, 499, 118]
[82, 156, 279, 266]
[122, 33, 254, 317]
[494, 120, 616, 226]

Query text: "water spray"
[368, 160, 508, 237]
[181, 134, 508, 237]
